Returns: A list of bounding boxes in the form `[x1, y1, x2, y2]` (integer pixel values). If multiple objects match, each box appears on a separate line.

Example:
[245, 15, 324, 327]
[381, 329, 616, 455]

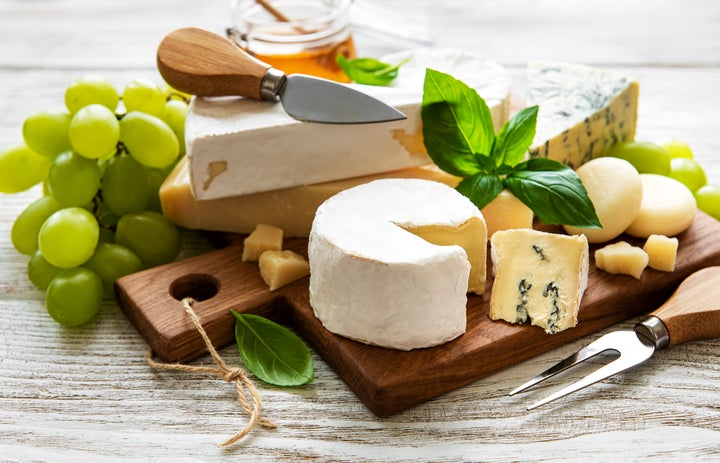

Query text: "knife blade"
[156, 27, 406, 124]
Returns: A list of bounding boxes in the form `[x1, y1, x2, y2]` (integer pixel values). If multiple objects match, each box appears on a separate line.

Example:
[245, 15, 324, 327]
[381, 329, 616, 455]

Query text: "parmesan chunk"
[259, 250, 310, 291]
[242, 224, 283, 262]
[594, 241, 648, 279]
[643, 234, 679, 272]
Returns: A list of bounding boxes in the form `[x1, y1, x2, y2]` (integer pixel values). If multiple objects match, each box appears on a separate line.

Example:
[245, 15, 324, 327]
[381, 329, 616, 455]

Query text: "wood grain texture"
[116, 213, 720, 417]
[2, 0, 720, 461]
[648, 266, 720, 347]
[157, 27, 270, 99]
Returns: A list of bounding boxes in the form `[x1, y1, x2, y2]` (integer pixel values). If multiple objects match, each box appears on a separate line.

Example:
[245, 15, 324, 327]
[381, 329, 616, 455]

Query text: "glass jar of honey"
[228, 0, 356, 82]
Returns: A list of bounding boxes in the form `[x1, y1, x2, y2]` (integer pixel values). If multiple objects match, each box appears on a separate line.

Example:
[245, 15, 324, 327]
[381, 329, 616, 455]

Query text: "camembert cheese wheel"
[308, 179, 487, 350]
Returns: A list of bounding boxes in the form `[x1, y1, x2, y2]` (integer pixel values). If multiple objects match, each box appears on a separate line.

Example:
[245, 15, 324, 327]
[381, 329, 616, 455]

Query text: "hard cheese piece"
[160, 157, 461, 238]
[481, 189, 533, 239]
[259, 250, 310, 291]
[490, 229, 589, 334]
[563, 157, 643, 243]
[595, 241, 649, 279]
[186, 52, 511, 200]
[625, 174, 697, 238]
[308, 179, 487, 350]
[643, 234, 679, 272]
[527, 61, 639, 168]
[241, 224, 283, 261]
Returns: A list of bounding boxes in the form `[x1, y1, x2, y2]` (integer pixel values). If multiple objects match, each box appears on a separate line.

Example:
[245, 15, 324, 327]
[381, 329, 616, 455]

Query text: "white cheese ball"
[625, 174, 697, 238]
[563, 157, 643, 243]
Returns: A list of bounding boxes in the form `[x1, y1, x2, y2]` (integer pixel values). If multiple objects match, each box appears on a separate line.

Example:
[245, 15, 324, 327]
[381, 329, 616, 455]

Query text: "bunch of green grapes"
[0, 76, 189, 327]
[606, 139, 720, 221]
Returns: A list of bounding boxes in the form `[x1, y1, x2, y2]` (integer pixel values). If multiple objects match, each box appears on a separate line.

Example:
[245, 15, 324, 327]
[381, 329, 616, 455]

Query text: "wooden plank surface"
[115, 213, 720, 417]
[1, 0, 720, 461]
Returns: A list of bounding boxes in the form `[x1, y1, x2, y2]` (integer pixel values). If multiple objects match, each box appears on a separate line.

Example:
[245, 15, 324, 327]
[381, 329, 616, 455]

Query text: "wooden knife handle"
[156, 27, 271, 99]
[649, 266, 720, 347]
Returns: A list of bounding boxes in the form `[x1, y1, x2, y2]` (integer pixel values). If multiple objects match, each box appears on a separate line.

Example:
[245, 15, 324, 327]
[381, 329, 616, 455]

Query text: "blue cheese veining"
[489, 229, 589, 334]
[526, 61, 639, 169]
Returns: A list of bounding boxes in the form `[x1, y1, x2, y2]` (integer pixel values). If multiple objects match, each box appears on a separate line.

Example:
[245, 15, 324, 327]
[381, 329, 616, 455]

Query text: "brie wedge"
[185, 50, 511, 200]
[308, 179, 487, 350]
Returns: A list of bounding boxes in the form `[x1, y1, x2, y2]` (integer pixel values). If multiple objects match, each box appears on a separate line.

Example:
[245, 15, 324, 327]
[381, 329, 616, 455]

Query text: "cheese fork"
[510, 266, 720, 410]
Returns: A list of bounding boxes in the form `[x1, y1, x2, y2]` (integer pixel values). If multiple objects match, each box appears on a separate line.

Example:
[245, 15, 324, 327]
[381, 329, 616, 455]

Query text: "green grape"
[68, 104, 120, 159]
[38, 207, 99, 268]
[695, 184, 720, 221]
[115, 211, 181, 268]
[669, 157, 707, 192]
[97, 227, 115, 244]
[22, 110, 72, 159]
[101, 154, 152, 215]
[120, 111, 179, 168]
[46, 267, 102, 327]
[145, 167, 167, 212]
[160, 99, 188, 155]
[84, 243, 143, 295]
[605, 141, 671, 175]
[0, 144, 52, 193]
[65, 75, 120, 114]
[96, 203, 120, 228]
[122, 79, 166, 116]
[162, 83, 191, 101]
[659, 139, 694, 159]
[47, 151, 101, 206]
[11, 195, 63, 255]
[27, 250, 63, 290]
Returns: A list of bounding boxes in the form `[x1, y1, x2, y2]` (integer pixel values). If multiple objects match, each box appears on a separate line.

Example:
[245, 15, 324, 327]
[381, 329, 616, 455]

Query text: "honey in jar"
[229, 0, 356, 83]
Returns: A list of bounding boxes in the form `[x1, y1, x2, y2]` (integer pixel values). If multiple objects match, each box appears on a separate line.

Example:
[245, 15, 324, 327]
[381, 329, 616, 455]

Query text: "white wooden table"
[1, 0, 719, 461]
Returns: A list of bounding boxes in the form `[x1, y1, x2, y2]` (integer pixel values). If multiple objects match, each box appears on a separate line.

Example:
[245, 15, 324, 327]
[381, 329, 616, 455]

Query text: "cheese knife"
[510, 266, 720, 409]
[156, 27, 406, 124]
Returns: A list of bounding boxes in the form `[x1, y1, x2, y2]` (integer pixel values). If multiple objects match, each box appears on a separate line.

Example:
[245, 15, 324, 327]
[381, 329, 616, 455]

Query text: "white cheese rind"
[381, 47, 512, 133]
[527, 61, 639, 169]
[308, 178, 487, 350]
[186, 50, 511, 200]
[490, 229, 589, 334]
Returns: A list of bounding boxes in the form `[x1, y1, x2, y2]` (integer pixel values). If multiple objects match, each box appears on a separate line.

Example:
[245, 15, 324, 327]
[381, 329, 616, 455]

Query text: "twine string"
[145, 297, 276, 447]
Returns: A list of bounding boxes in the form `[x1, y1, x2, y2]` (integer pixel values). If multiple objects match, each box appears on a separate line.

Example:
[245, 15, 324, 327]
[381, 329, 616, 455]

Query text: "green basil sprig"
[421, 68, 601, 228]
[231, 311, 313, 387]
[336, 56, 407, 86]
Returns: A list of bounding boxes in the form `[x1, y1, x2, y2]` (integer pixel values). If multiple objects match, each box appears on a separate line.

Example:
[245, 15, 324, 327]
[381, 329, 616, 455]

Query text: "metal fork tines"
[509, 330, 656, 410]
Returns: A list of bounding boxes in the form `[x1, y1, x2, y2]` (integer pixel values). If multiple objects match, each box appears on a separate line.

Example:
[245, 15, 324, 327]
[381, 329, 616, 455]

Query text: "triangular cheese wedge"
[527, 61, 639, 168]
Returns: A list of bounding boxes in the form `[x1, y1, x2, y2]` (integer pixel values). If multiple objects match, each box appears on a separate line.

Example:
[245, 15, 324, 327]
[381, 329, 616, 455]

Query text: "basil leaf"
[456, 173, 504, 210]
[336, 56, 405, 86]
[504, 158, 601, 228]
[492, 105, 539, 167]
[231, 311, 313, 387]
[421, 68, 495, 177]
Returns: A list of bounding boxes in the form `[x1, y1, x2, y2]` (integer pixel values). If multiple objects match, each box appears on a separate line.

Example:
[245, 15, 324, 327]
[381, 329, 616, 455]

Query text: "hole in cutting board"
[169, 273, 220, 302]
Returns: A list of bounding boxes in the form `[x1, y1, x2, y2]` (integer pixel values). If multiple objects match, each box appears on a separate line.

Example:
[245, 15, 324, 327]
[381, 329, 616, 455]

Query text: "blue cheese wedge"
[527, 61, 639, 168]
[489, 229, 589, 334]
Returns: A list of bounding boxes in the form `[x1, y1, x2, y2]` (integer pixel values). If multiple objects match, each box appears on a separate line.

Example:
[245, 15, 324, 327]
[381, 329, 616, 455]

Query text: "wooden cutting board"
[115, 212, 720, 417]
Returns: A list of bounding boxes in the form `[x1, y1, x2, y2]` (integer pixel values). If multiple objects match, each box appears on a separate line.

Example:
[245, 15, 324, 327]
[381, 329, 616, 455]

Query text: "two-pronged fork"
[510, 266, 720, 410]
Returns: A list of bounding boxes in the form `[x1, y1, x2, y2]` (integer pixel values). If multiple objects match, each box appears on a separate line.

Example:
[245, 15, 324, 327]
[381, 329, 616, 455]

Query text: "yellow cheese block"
[643, 234, 678, 272]
[594, 241, 649, 279]
[241, 224, 283, 262]
[159, 156, 462, 238]
[481, 189, 533, 239]
[259, 250, 310, 291]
